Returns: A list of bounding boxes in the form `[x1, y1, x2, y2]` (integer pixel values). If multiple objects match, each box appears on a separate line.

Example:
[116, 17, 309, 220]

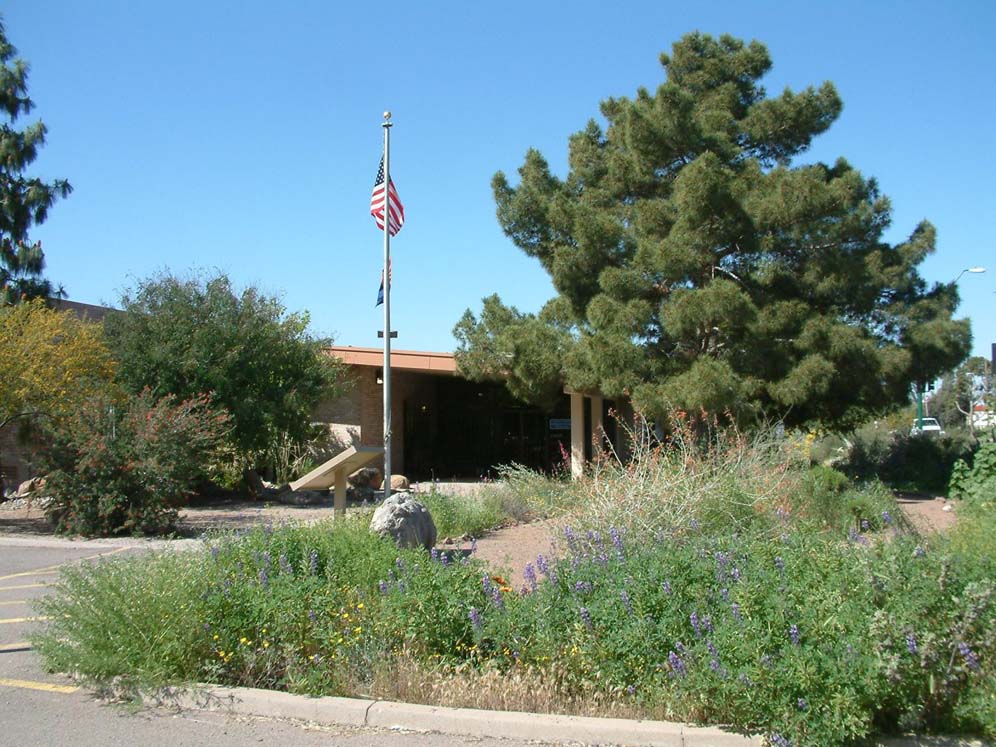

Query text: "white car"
[910, 417, 945, 437]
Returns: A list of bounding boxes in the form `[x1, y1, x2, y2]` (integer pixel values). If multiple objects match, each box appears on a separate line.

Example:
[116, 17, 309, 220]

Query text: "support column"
[334, 468, 347, 518]
[570, 391, 584, 479]
[590, 394, 604, 455]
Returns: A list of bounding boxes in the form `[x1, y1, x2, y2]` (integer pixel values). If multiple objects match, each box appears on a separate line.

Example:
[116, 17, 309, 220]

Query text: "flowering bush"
[41, 389, 229, 535]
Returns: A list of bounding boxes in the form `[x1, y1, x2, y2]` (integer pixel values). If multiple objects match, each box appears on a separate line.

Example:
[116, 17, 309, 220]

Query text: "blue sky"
[6, 1, 995, 360]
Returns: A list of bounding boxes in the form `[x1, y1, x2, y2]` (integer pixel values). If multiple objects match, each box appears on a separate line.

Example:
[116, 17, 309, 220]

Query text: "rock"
[15, 477, 45, 498]
[370, 493, 437, 550]
[349, 466, 383, 490]
[390, 474, 410, 491]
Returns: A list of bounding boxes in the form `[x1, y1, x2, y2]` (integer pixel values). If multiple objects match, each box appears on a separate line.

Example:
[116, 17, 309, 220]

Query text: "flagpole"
[381, 111, 393, 501]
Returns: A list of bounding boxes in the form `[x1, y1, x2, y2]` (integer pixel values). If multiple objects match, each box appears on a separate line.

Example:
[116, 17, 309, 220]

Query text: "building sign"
[548, 418, 571, 431]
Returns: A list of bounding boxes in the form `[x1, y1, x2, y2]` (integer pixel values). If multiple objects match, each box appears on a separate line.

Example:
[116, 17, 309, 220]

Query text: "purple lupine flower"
[731, 602, 742, 622]
[279, 554, 292, 575]
[626, 684, 636, 696]
[574, 580, 591, 594]
[881, 510, 893, 525]
[959, 642, 981, 671]
[524, 564, 538, 592]
[775, 506, 789, 521]
[309, 550, 319, 575]
[770, 734, 791, 747]
[914, 546, 927, 558]
[848, 527, 868, 545]
[308, 609, 316, 622]
[667, 650, 686, 678]
[906, 632, 918, 655]
[706, 640, 719, 658]
[440, 553, 450, 567]
[261, 551, 271, 570]
[490, 585, 505, 609]
[203, 622, 211, 632]
[690, 610, 701, 637]
[675, 640, 687, 654]
[258, 568, 269, 587]
[789, 624, 800, 645]
[620, 590, 634, 616]
[709, 658, 721, 672]
[720, 587, 730, 602]
[797, 698, 807, 711]
[396, 557, 404, 571]
[661, 580, 672, 595]
[311, 654, 321, 665]
[210, 546, 220, 559]
[579, 606, 593, 630]
[774, 556, 785, 573]
[610, 527, 625, 558]
[378, 580, 389, 595]
[482, 575, 493, 594]
[397, 579, 407, 593]
[563, 526, 578, 553]
[470, 537, 478, 555]
[731, 566, 741, 582]
[536, 554, 550, 577]
[430, 548, 439, 562]
[689, 519, 700, 530]
[861, 519, 870, 531]
[468, 607, 482, 630]
[702, 615, 714, 633]
[738, 673, 753, 687]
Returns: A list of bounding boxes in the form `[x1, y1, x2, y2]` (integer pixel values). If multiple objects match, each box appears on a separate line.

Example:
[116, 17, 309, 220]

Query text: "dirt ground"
[0, 489, 959, 588]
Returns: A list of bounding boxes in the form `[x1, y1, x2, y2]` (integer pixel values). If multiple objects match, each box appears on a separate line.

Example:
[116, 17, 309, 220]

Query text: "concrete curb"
[160, 684, 992, 747]
[162, 683, 745, 746]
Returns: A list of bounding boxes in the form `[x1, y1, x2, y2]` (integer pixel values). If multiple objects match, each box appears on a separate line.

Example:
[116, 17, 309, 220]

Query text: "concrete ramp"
[290, 445, 384, 515]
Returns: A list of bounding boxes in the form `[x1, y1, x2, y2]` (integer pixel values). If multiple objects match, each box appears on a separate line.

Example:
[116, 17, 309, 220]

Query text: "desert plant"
[41, 389, 229, 535]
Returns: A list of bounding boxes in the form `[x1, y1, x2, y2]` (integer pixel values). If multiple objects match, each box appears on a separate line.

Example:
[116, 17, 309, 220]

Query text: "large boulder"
[370, 493, 436, 550]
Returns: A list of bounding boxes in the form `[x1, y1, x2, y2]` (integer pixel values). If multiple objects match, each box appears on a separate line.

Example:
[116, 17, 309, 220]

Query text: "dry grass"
[366, 652, 674, 721]
[559, 415, 800, 537]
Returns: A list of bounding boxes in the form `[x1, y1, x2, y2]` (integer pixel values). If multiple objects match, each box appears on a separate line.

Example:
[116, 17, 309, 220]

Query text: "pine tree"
[455, 33, 971, 430]
[0, 18, 71, 304]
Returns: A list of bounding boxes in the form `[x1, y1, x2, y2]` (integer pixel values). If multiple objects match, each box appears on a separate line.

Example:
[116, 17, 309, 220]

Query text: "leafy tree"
[931, 356, 992, 435]
[455, 33, 971, 430]
[0, 18, 71, 304]
[0, 300, 115, 492]
[0, 299, 115, 431]
[103, 272, 347, 471]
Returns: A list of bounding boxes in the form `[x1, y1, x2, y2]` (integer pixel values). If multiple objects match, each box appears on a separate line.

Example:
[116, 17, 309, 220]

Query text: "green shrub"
[419, 487, 526, 539]
[843, 423, 973, 493]
[949, 441, 996, 505]
[41, 389, 229, 535]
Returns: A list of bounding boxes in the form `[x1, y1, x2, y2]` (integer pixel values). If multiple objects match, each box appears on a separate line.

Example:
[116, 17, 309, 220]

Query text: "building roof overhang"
[327, 345, 458, 375]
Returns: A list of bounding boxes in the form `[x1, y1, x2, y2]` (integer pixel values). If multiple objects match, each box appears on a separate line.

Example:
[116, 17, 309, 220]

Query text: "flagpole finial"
[383, 111, 392, 127]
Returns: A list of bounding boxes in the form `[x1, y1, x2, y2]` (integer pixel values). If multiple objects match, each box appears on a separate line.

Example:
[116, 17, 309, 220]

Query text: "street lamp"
[954, 266, 987, 283]
[916, 267, 989, 431]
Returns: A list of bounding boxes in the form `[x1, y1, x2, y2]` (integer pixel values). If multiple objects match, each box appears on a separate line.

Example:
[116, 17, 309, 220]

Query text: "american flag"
[370, 157, 404, 236]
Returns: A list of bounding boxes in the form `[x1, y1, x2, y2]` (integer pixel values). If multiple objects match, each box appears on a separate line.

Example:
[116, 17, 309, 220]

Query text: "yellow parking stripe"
[0, 677, 77, 694]
[0, 641, 31, 652]
[0, 600, 28, 606]
[0, 584, 47, 591]
[0, 570, 59, 581]
[0, 546, 133, 582]
[0, 616, 48, 624]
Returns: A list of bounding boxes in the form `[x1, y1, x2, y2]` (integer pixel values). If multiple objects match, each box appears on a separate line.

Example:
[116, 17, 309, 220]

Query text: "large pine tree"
[455, 33, 971, 430]
[0, 18, 71, 304]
